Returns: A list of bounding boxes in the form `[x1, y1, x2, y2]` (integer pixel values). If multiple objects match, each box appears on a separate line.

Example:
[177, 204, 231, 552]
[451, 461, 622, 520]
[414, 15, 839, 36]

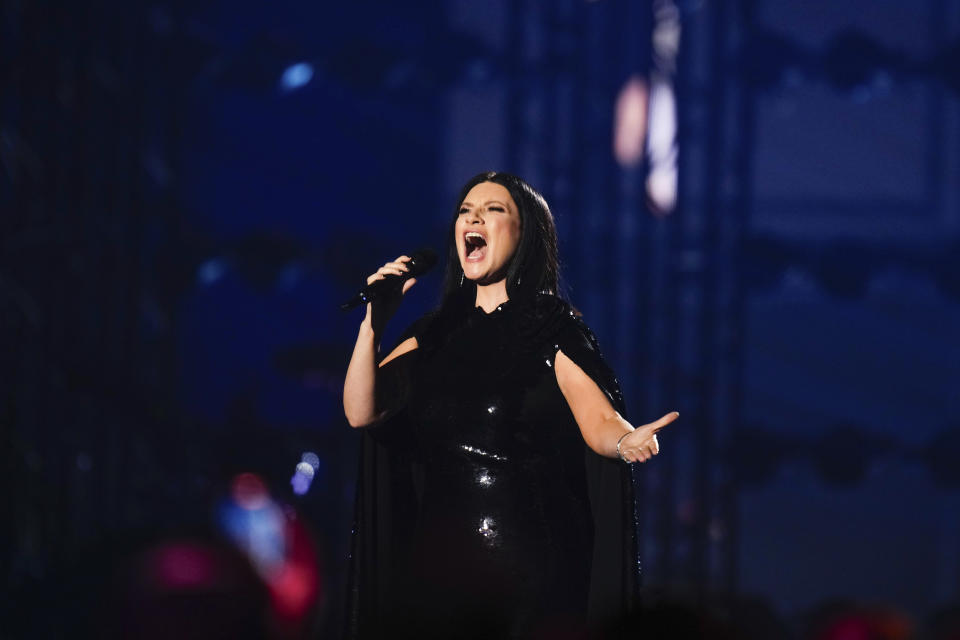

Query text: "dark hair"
[440, 172, 559, 310]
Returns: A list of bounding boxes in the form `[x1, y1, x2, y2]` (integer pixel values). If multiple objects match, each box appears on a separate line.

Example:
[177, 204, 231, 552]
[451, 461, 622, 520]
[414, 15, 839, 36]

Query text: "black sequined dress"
[346, 294, 638, 638]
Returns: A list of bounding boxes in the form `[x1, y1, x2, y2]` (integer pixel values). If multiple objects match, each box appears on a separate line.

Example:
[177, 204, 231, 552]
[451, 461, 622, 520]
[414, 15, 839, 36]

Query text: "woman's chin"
[464, 273, 492, 286]
[462, 259, 510, 286]
[468, 272, 510, 287]
[461, 263, 486, 282]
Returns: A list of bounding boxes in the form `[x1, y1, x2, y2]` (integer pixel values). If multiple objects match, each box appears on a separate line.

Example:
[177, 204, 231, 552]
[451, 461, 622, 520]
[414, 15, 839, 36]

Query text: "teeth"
[465, 232, 485, 240]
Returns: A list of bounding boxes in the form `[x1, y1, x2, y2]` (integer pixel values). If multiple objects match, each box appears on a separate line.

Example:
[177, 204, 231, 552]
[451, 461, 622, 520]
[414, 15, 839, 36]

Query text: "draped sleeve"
[527, 294, 641, 626]
[345, 314, 433, 639]
[345, 299, 639, 636]
[369, 312, 435, 426]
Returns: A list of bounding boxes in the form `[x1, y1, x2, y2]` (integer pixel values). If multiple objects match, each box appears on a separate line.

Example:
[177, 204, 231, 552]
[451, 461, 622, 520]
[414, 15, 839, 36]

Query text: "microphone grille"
[408, 248, 438, 276]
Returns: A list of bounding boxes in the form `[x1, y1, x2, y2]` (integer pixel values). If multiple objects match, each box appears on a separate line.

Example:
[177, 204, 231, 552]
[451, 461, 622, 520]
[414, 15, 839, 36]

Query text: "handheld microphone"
[340, 248, 438, 311]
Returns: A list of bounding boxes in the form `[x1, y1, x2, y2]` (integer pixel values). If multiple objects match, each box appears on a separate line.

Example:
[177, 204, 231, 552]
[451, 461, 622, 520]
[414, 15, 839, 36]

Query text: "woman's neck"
[474, 279, 509, 313]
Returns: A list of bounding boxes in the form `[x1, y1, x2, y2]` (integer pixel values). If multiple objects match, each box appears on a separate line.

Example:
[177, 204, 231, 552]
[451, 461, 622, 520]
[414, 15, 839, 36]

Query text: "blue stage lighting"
[280, 62, 314, 92]
[197, 258, 228, 285]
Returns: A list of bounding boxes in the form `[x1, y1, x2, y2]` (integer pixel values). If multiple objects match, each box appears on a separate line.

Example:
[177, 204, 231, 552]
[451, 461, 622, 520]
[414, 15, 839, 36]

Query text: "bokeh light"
[613, 75, 649, 168]
[645, 74, 678, 214]
[279, 62, 314, 92]
[291, 452, 321, 496]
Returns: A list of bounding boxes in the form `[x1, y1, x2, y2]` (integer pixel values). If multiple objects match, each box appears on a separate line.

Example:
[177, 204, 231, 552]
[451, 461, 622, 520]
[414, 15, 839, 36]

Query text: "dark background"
[3, 0, 959, 638]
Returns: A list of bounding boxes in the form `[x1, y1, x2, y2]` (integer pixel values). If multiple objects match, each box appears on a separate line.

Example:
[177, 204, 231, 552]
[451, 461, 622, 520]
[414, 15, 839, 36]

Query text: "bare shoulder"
[543, 295, 625, 414]
[554, 348, 620, 423]
[553, 348, 578, 383]
[554, 349, 599, 395]
[379, 336, 418, 367]
[378, 310, 439, 368]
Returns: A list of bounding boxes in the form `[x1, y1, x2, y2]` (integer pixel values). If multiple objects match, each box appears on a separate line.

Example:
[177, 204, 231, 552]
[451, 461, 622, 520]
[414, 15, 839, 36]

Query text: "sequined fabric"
[346, 294, 638, 639]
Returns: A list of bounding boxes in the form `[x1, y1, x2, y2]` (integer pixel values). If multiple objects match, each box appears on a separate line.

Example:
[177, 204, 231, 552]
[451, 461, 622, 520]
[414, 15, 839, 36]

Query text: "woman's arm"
[343, 313, 379, 427]
[554, 349, 676, 460]
[343, 313, 419, 427]
[342, 256, 419, 427]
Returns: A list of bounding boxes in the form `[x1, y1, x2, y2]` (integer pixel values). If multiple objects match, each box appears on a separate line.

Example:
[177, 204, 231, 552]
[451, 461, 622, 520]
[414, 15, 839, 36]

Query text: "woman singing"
[343, 171, 677, 638]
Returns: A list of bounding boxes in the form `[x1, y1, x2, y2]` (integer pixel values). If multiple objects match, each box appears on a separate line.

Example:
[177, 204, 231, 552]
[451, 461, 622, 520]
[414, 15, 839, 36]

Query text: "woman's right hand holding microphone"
[365, 255, 417, 339]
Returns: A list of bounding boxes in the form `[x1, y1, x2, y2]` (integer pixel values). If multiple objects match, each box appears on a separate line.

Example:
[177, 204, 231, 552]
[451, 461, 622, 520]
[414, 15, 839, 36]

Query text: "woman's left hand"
[618, 412, 679, 463]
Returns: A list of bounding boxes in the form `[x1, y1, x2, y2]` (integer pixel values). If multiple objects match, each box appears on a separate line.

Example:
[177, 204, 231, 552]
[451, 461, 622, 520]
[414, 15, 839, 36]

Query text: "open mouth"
[464, 231, 487, 261]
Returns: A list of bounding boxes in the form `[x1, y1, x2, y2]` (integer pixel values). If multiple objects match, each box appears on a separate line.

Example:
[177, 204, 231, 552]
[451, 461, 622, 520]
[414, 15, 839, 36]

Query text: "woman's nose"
[464, 209, 483, 223]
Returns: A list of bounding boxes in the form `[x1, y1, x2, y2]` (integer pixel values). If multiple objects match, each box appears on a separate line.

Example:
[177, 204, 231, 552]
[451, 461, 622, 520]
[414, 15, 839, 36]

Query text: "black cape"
[345, 294, 639, 637]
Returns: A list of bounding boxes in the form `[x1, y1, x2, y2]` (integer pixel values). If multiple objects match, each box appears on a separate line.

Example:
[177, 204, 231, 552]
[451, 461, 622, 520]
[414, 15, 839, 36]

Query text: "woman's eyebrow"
[460, 200, 509, 208]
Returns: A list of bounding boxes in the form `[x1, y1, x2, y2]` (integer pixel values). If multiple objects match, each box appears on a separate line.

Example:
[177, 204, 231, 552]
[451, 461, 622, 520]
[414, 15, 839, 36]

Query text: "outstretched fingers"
[621, 413, 675, 464]
[651, 411, 680, 433]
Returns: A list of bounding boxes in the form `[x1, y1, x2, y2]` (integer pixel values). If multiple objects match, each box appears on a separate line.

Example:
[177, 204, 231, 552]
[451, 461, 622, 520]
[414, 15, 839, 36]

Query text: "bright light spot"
[652, 0, 681, 69]
[295, 461, 315, 479]
[613, 75, 649, 168]
[477, 516, 499, 544]
[301, 452, 320, 470]
[197, 259, 227, 286]
[295, 476, 313, 495]
[279, 62, 314, 92]
[291, 473, 311, 495]
[476, 470, 493, 487]
[271, 564, 316, 617]
[645, 74, 678, 214]
[231, 472, 269, 510]
[646, 166, 678, 213]
[291, 460, 316, 496]
[646, 75, 676, 160]
[218, 485, 286, 577]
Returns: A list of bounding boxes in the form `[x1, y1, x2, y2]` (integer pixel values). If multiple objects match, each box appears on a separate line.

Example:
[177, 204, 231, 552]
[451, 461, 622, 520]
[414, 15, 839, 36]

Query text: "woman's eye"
[458, 207, 469, 214]
[489, 206, 505, 212]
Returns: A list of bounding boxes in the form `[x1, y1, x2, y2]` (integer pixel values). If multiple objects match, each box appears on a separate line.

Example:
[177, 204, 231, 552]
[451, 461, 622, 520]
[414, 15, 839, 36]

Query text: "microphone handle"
[340, 249, 436, 311]
[339, 273, 410, 311]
